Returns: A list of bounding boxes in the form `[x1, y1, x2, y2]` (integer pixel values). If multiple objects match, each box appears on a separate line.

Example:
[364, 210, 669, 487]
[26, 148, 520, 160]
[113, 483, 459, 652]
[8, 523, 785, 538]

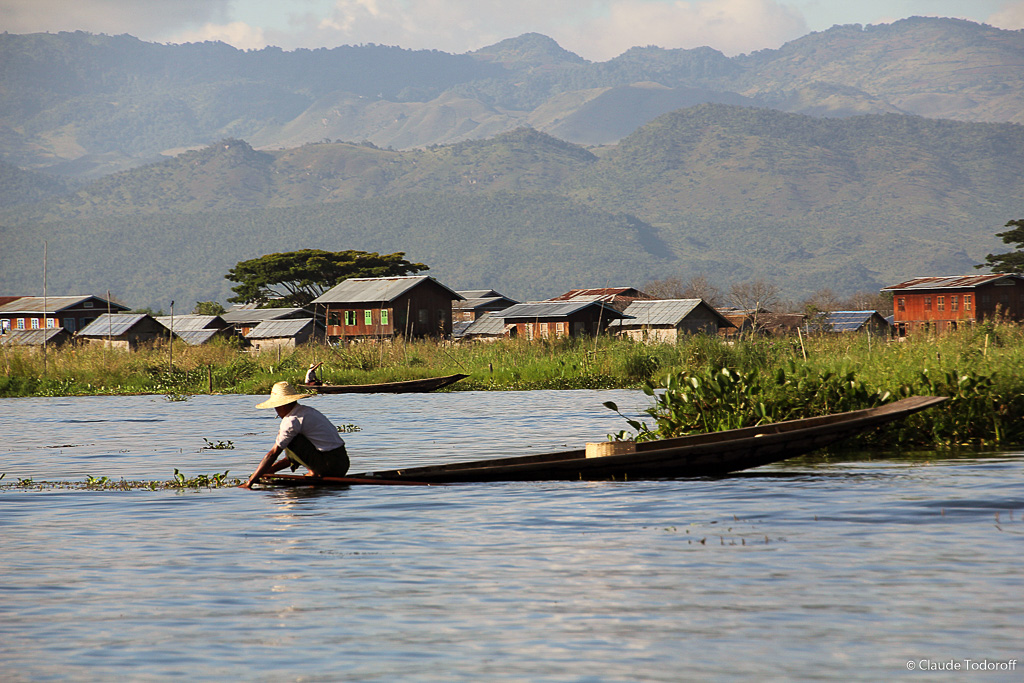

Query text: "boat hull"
[300, 373, 469, 394]
[347, 396, 945, 483]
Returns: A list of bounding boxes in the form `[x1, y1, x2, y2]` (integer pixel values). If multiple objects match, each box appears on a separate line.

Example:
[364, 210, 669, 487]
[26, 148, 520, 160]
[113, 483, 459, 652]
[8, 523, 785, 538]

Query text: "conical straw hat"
[256, 381, 313, 409]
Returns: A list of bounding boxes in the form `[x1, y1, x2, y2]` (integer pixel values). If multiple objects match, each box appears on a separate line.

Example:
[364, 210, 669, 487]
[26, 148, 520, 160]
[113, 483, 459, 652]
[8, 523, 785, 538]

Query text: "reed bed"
[3, 321, 1023, 447]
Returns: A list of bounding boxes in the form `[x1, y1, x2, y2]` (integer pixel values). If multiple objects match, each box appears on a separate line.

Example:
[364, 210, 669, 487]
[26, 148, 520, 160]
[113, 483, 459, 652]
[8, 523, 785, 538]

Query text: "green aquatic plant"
[2, 470, 242, 491]
[201, 438, 235, 450]
[606, 364, 892, 442]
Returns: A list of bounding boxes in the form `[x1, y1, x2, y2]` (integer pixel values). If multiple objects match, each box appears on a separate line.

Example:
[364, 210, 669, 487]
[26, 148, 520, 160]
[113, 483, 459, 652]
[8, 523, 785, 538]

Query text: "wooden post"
[208, 364, 213, 394]
[41, 241, 47, 376]
[169, 300, 174, 371]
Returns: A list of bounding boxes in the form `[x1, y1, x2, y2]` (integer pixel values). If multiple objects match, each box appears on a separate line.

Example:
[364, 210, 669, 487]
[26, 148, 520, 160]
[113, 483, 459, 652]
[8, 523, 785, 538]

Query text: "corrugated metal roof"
[78, 313, 153, 337]
[547, 287, 648, 302]
[155, 315, 226, 332]
[0, 328, 70, 345]
[0, 295, 128, 314]
[453, 296, 518, 311]
[221, 307, 308, 324]
[246, 318, 316, 339]
[313, 276, 463, 304]
[174, 329, 227, 345]
[823, 311, 887, 332]
[607, 299, 709, 327]
[460, 312, 507, 336]
[882, 274, 1024, 291]
[497, 301, 630, 319]
[457, 289, 503, 299]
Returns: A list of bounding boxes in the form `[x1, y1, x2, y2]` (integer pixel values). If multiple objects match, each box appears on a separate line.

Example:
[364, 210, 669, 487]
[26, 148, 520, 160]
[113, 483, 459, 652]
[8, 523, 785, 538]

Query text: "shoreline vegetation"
[3, 322, 1024, 448]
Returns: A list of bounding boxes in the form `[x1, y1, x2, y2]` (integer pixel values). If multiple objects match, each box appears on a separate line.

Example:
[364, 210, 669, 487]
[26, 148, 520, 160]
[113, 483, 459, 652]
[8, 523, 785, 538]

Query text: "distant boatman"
[304, 361, 324, 386]
[243, 381, 349, 488]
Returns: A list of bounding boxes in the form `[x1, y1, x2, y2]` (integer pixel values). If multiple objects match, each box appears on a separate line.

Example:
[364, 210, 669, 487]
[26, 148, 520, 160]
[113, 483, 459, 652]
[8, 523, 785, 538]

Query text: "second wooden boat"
[300, 373, 469, 394]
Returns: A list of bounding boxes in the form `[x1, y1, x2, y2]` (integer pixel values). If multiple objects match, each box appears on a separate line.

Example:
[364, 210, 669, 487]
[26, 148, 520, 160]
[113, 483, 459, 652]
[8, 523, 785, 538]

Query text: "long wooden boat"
[300, 373, 469, 394]
[261, 395, 945, 486]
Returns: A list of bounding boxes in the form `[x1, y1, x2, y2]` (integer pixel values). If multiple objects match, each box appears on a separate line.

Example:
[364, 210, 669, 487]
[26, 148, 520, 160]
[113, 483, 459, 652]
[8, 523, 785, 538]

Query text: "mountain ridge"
[4, 17, 1024, 179]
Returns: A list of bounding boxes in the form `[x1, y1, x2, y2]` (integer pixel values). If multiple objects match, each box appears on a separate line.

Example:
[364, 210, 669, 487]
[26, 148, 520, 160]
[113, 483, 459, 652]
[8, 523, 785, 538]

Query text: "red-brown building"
[313, 276, 464, 342]
[496, 301, 630, 339]
[882, 274, 1024, 336]
[0, 295, 129, 336]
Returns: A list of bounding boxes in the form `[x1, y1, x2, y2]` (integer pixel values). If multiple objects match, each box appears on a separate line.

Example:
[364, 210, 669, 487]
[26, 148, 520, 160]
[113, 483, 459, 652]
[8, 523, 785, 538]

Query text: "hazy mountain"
[3, 18, 1024, 179]
[2, 105, 1018, 309]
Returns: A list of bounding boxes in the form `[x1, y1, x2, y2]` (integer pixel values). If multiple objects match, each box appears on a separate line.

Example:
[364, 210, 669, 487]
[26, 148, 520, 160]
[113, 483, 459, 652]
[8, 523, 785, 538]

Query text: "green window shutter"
[364, 310, 373, 325]
[381, 309, 389, 325]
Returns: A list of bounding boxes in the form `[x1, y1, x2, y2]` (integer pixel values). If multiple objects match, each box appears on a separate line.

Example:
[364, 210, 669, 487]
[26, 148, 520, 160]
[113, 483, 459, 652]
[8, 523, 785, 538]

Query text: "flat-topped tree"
[226, 249, 428, 308]
[979, 219, 1024, 274]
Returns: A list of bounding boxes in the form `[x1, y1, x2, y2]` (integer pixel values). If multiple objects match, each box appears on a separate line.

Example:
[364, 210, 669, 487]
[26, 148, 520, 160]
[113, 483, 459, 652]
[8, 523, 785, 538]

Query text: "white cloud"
[272, 0, 807, 60]
[0, 0, 229, 39]
[168, 22, 268, 50]
[564, 0, 809, 58]
[988, 1, 1024, 29]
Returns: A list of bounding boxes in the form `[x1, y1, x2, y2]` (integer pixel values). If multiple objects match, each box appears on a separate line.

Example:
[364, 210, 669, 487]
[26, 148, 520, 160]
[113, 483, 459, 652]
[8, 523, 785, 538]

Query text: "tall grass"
[3, 323, 1024, 446]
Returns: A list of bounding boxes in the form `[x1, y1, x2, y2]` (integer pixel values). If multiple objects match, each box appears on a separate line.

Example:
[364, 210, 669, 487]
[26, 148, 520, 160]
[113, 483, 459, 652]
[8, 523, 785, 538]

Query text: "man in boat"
[304, 361, 324, 386]
[242, 381, 349, 488]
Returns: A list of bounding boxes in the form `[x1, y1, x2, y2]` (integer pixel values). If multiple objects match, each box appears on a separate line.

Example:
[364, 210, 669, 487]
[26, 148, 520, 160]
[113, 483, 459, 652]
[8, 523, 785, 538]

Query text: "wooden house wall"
[506, 309, 614, 339]
[79, 318, 167, 350]
[892, 280, 1024, 335]
[616, 307, 726, 343]
[0, 300, 124, 335]
[324, 285, 455, 340]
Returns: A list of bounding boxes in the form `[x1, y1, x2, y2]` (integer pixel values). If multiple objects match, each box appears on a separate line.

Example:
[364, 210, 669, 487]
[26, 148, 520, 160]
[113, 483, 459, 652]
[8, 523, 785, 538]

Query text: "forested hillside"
[2, 105, 1019, 309]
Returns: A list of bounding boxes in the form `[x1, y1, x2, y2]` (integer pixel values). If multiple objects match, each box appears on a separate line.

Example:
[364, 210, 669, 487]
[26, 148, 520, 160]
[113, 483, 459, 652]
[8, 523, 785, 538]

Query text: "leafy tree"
[978, 219, 1024, 273]
[193, 301, 226, 315]
[226, 249, 429, 307]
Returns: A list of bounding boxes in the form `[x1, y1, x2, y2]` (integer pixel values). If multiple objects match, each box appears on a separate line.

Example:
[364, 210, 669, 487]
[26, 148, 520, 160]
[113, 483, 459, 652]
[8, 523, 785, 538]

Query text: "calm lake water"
[1, 391, 1022, 682]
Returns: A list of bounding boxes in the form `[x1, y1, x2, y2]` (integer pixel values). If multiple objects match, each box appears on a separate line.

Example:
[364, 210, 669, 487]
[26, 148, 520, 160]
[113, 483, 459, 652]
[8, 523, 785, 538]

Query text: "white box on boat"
[585, 441, 636, 458]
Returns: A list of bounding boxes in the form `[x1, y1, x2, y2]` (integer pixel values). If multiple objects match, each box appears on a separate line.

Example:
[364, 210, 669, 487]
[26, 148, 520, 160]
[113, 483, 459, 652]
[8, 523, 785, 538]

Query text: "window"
[84, 301, 94, 308]
[924, 296, 931, 310]
[381, 309, 389, 325]
[937, 296, 945, 311]
[965, 295, 972, 312]
[16, 318, 25, 329]
[897, 297, 905, 312]
[555, 322, 565, 335]
[47, 318, 56, 328]
[951, 295, 959, 312]
[328, 311, 340, 326]
[1, 319, 9, 332]
[344, 311, 356, 326]
[30, 318, 40, 329]
[364, 309, 373, 325]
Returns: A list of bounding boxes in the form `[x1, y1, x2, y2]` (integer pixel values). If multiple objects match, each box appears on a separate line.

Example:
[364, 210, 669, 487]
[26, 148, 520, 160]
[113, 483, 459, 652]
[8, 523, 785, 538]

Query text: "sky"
[1, 0, 1022, 61]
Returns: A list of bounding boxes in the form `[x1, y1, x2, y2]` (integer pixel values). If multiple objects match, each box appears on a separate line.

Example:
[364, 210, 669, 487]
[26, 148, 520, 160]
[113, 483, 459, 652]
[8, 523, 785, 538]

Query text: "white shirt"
[274, 403, 345, 452]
